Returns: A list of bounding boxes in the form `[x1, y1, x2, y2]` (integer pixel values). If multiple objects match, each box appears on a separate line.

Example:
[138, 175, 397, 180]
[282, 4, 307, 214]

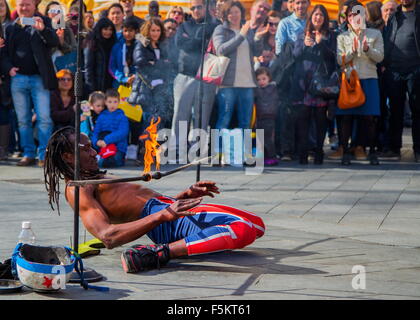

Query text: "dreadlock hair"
[44, 126, 105, 215]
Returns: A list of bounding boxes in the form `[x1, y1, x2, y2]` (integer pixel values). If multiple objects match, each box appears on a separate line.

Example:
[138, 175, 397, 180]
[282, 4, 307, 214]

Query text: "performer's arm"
[66, 185, 201, 249]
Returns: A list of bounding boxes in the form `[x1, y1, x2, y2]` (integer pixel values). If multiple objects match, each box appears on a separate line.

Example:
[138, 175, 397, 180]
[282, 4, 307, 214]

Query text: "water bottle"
[18, 221, 36, 244]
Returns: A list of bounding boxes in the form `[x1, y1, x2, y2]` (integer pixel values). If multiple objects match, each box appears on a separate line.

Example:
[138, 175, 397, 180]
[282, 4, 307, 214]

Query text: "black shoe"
[121, 244, 170, 273]
[314, 151, 324, 165]
[414, 152, 420, 163]
[378, 150, 401, 161]
[341, 153, 351, 166]
[299, 155, 308, 165]
[369, 153, 379, 165]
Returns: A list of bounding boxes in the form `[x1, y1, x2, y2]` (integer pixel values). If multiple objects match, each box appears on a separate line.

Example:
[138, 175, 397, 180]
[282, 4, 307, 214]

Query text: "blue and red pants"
[140, 196, 266, 256]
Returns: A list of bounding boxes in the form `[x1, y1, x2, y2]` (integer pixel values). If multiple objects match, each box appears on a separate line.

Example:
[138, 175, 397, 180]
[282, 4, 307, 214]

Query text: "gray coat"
[212, 22, 263, 87]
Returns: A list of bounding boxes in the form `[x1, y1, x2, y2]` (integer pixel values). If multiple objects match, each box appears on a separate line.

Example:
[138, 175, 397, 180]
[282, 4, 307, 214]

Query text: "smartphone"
[21, 17, 35, 26]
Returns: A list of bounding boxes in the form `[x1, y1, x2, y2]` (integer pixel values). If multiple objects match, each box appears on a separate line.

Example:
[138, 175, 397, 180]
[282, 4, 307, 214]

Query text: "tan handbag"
[337, 56, 366, 109]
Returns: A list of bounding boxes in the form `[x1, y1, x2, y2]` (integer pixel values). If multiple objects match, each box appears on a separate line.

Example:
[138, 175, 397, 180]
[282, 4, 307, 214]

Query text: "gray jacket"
[212, 22, 263, 87]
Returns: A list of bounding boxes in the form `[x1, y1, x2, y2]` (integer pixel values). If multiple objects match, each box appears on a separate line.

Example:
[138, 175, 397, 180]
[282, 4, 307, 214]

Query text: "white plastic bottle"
[18, 221, 36, 244]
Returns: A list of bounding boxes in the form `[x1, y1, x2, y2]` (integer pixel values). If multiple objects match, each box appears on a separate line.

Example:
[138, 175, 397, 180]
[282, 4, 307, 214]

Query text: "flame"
[139, 116, 161, 174]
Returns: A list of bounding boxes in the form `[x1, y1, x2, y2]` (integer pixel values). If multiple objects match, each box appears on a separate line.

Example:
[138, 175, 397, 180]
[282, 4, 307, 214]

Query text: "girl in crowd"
[45, 1, 77, 61]
[108, 3, 125, 40]
[84, 18, 117, 93]
[336, 1, 384, 165]
[166, 6, 184, 25]
[255, 10, 281, 69]
[130, 18, 172, 129]
[291, 4, 337, 165]
[66, 5, 88, 46]
[0, 0, 11, 30]
[212, 1, 263, 133]
[50, 69, 76, 132]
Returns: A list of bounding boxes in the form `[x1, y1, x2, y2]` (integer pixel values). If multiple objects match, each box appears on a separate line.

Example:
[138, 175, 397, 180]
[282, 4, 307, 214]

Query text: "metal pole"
[196, 0, 211, 182]
[73, 0, 84, 254]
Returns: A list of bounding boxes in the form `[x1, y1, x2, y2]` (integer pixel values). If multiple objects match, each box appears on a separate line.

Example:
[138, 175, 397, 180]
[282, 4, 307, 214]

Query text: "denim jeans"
[215, 87, 254, 130]
[11, 74, 53, 160]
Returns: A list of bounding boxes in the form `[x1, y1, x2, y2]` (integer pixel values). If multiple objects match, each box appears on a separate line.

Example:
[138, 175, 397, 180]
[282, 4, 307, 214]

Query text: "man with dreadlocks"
[44, 126, 265, 273]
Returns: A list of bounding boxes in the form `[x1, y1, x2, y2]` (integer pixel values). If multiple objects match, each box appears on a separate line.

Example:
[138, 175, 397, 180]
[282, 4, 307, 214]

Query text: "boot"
[341, 152, 351, 166]
[314, 150, 324, 165]
[0, 124, 10, 160]
[299, 153, 308, 165]
[369, 152, 379, 165]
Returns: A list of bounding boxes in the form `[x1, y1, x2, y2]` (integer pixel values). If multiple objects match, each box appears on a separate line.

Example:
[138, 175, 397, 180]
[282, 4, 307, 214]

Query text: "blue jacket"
[92, 109, 129, 154]
[109, 38, 136, 88]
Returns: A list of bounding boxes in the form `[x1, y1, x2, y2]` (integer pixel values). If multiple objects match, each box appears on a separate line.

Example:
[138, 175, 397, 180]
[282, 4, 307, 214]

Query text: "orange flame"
[139, 116, 161, 174]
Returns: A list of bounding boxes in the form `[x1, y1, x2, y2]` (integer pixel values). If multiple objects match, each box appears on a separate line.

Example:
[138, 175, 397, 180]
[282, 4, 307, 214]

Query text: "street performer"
[44, 127, 265, 273]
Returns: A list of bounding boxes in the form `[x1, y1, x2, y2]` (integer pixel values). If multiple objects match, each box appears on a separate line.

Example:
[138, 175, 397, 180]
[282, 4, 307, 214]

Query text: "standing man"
[250, 0, 271, 31]
[382, 0, 420, 161]
[119, 0, 144, 29]
[1, 0, 58, 167]
[170, 0, 219, 160]
[382, 0, 398, 26]
[274, 0, 309, 161]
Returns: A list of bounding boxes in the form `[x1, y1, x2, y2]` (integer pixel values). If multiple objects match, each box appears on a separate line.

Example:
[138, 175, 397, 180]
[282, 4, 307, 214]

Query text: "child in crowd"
[109, 16, 140, 88]
[92, 88, 129, 168]
[81, 91, 106, 138]
[254, 67, 280, 166]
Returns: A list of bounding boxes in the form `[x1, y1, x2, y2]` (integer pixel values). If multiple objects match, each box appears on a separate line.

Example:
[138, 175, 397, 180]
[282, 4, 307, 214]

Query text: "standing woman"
[0, 0, 11, 29]
[336, 1, 384, 165]
[291, 4, 337, 164]
[84, 18, 117, 94]
[212, 1, 263, 132]
[130, 18, 172, 129]
[166, 6, 185, 25]
[50, 69, 76, 132]
[108, 3, 125, 41]
[255, 10, 281, 69]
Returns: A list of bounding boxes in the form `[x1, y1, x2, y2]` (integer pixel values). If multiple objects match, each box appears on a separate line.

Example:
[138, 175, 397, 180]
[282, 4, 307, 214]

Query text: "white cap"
[22, 221, 31, 229]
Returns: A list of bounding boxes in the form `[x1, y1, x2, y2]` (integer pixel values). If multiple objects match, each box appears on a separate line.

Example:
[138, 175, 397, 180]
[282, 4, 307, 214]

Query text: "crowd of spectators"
[0, 0, 419, 168]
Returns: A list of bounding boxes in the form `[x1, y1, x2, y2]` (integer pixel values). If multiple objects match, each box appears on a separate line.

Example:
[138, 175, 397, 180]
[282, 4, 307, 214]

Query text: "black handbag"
[309, 62, 340, 100]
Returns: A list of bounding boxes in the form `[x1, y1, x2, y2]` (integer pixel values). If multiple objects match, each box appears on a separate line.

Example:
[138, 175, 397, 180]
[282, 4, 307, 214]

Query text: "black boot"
[369, 152, 379, 165]
[299, 154, 308, 165]
[0, 124, 10, 161]
[314, 150, 324, 165]
[341, 152, 351, 166]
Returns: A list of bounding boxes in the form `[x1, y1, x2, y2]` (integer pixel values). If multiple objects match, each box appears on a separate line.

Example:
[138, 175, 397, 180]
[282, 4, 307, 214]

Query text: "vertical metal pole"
[73, 0, 84, 254]
[196, 0, 211, 182]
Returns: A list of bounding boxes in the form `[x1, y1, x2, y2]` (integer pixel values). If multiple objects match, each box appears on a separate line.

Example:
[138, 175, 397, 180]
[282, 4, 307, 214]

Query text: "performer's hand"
[186, 180, 220, 199]
[161, 198, 202, 222]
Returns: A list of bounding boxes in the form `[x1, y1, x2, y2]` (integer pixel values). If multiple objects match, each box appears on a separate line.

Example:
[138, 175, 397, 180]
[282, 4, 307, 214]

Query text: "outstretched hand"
[160, 198, 202, 222]
[187, 180, 220, 198]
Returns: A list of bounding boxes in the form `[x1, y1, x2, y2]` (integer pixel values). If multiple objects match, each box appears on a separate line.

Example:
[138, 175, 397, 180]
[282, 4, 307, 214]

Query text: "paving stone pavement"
[1, 133, 420, 300]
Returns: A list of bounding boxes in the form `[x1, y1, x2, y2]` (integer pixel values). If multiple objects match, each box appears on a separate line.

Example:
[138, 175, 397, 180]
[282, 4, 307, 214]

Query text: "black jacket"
[129, 35, 170, 106]
[383, 4, 420, 68]
[1, 15, 59, 90]
[174, 16, 219, 77]
[84, 44, 114, 93]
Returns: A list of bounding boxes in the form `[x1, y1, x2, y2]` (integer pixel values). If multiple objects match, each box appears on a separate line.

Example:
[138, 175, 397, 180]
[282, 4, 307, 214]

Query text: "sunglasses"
[59, 77, 72, 82]
[172, 11, 182, 15]
[268, 22, 279, 27]
[191, 5, 203, 11]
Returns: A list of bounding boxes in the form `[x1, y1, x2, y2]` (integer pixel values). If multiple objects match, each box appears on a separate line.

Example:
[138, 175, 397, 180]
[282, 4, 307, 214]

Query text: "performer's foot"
[121, 244, 170, 273]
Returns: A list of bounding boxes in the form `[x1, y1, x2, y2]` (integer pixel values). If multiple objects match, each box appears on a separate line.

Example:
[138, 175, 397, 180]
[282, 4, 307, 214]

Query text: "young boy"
[92, 88, 129, 168]
[254, 67, 280, 166]
[109, 16, 140, 88]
